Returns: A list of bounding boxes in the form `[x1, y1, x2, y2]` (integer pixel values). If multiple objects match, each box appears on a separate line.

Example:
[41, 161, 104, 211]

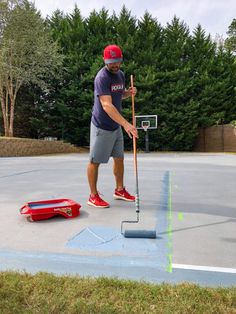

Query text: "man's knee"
[88, 161, 100, 168]
[113, 157, 124, 164]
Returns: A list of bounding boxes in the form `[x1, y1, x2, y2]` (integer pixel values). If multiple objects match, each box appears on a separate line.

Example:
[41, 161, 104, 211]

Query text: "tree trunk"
[0, 79, 20, 137]
[0, 90, 10, 137]
[9, 95, 15, 137]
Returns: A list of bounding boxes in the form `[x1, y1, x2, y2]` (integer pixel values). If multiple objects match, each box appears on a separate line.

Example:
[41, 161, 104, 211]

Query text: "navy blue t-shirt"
[91, 66, 125, 131]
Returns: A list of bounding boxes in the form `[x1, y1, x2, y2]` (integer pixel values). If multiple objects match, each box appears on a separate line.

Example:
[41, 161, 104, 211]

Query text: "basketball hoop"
[135, 115, 157, 153]
[141, 121, 150, 132]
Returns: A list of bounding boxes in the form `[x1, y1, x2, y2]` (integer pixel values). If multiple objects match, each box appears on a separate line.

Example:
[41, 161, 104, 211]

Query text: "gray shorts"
[89, 122, 124, 163]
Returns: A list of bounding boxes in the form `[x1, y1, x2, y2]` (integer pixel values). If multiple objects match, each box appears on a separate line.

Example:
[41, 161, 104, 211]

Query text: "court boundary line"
[173, 263, 236, 273]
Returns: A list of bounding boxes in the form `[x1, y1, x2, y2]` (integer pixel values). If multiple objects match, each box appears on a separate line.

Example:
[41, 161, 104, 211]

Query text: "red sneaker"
[113, 187, 135, 202]
[87, 193, 110, 208]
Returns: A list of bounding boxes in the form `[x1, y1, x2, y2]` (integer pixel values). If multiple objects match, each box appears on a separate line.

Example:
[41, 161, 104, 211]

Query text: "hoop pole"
[145, 129, 149, 153]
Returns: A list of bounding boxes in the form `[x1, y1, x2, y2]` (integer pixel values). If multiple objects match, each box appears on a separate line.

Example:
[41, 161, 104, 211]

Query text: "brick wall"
[194, 124, 236, 152]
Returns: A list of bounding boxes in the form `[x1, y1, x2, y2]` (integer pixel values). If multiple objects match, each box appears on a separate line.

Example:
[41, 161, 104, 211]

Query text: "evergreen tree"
[209, 46, 236, 124]
[11, 4, 236, 151]
[186, 25, 216, 128]
[152, 17, 199, 150]
[225, 19, 236, 53]
[44, 7, 92, 144]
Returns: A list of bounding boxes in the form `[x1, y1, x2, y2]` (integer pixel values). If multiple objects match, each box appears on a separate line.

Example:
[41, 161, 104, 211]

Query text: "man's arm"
[99, 95, 138, 139]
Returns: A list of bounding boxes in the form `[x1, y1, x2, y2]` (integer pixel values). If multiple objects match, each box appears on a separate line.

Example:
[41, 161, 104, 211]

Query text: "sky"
[33, 0, 235, 39]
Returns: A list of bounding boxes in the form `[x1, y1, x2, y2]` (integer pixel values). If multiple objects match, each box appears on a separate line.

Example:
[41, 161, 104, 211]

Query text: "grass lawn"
[0, 272, 235, 313]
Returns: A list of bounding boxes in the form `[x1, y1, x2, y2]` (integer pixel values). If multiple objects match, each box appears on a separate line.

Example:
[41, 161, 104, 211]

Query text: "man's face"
[106, 62, 122, 73]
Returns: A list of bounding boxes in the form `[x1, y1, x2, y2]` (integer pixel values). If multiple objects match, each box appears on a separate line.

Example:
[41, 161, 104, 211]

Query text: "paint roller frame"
[120, 75, 157, 239]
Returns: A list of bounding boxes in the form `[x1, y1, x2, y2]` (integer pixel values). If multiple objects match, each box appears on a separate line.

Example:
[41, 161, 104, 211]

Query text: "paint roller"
[121, 75, 157, 239]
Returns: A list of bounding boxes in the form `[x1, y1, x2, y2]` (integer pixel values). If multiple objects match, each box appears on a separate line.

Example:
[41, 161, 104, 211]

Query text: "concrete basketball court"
[0, 152, 235, 287]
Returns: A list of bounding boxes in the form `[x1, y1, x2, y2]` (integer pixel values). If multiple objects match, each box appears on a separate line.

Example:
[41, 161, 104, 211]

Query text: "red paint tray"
[20, 198, 81, 221]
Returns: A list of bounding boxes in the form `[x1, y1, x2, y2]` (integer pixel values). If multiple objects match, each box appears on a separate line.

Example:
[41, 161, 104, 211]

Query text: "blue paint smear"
[67, 225, 158, 257]
[29, 202, 69, 209]
[67, 171, 171, 271]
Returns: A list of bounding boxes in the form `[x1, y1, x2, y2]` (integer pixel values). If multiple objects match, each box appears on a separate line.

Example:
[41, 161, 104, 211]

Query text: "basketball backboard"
[135, 115, 158, 130]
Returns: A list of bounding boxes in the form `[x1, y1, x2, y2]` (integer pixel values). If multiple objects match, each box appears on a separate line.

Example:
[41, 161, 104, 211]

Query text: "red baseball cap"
[103, 45, 123, 64]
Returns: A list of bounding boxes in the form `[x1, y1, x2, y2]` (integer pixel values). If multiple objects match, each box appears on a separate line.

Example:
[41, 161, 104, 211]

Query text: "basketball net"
[141, 121, 150, 132]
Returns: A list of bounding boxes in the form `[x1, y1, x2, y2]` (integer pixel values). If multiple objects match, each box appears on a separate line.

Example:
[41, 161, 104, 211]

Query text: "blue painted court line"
[1, 248, 236, 287]
[155, 171, 172, 271]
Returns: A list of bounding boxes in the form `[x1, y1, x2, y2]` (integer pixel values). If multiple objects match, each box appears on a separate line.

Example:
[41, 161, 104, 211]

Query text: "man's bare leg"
[113, 157, 124, 191]
[87, 162, 100, 196]
[113, 157, 135, 201]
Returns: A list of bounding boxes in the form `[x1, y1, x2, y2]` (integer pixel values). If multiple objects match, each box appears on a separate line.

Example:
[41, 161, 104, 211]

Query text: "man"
[87, 44, 138, 208]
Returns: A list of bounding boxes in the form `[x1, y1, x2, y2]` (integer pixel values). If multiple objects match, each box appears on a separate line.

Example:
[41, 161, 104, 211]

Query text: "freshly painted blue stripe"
[1, 249, 236, 287]
[154, 171, 171, 270]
